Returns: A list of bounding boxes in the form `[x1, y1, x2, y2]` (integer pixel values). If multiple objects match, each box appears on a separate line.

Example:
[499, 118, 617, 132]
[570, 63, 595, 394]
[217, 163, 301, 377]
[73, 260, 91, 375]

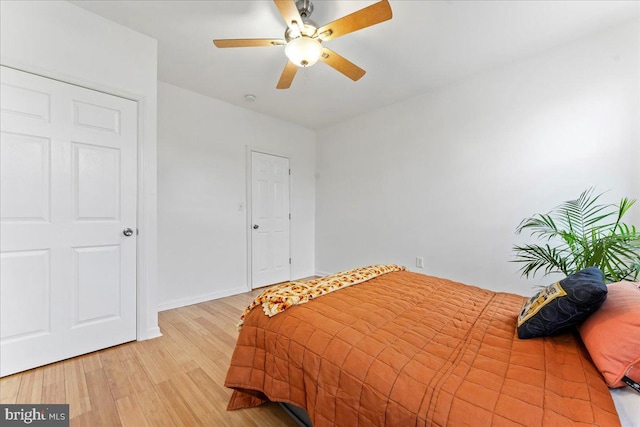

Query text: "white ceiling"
[72, 0, 639, 129]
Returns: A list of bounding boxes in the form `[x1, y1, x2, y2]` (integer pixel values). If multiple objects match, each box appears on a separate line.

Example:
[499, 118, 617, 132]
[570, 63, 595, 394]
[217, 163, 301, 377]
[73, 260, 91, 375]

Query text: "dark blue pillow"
[517, 267, 607, 339]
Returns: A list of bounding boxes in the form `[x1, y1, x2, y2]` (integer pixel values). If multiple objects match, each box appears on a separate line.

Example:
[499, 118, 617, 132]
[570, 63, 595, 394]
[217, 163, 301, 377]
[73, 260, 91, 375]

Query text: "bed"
[225, 267, 636, 426]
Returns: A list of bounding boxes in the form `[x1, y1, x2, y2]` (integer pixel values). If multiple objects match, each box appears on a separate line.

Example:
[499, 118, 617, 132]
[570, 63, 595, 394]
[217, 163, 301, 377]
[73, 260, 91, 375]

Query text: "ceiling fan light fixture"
[285, 36, 322, 67]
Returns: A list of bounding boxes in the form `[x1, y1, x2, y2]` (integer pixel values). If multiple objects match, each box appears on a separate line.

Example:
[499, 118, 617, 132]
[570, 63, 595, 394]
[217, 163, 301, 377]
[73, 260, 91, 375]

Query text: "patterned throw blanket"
[239, 264, 405, 326]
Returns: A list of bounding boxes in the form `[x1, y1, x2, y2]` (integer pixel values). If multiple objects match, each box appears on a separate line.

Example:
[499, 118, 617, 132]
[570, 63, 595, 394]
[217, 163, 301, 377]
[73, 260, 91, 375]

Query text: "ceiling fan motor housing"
[295, 0, 314, 18]
[284, 0, 318, 42]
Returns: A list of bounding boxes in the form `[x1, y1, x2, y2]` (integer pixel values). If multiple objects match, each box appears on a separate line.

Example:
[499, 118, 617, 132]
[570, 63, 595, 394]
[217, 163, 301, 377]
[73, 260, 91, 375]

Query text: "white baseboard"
[315, 270, 333, 277]
[138, 326, 163, 341]
[157, 285, 249, 312]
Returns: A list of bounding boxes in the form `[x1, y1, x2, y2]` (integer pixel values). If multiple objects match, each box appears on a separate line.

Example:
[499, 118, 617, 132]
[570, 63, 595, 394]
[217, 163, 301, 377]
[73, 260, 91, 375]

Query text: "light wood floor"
[0, 288, 300, 426]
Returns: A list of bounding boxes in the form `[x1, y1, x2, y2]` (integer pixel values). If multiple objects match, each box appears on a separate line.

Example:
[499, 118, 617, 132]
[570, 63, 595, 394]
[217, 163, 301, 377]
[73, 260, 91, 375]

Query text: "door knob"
[253, 224, 259, 229]
[123, 228, 134, 236]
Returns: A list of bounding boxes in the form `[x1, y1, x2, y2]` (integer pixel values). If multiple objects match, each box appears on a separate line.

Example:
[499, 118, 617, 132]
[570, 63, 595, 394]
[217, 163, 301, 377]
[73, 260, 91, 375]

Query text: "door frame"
[0, 63, 160, 341]
[245, 146, 293, 290]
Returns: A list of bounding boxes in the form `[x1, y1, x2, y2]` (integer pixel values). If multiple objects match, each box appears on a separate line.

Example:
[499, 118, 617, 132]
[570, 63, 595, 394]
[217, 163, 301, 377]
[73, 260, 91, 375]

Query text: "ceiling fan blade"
[319, 48, 366, 81]
[273, 0, 304, 30]
[316, 0, 392, 41]
[213, 39, 285, 48]
[277, 61, 298, 89]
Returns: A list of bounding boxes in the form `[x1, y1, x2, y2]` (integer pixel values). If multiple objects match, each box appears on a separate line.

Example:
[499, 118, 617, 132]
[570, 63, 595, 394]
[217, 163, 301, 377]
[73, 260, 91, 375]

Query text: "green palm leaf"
[512, 188, 640, 283]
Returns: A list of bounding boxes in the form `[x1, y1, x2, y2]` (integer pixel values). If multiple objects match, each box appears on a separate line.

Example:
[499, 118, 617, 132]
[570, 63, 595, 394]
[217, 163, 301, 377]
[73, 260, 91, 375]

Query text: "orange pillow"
[579, 281, 640, 388]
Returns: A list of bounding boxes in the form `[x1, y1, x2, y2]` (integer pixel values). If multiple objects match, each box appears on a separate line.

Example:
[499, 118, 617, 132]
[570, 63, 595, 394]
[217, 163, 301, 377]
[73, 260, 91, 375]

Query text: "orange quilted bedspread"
[225, 271, 620, 426]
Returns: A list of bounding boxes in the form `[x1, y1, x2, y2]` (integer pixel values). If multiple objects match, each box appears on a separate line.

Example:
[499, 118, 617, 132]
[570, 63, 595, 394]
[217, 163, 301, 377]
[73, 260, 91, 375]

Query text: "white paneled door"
[0, 66, 137, 377]
[251, 152, 290, 288]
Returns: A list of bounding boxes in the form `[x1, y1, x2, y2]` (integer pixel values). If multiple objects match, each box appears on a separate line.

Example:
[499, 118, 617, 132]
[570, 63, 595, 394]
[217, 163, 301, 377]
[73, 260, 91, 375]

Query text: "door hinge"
[289, 169, 291, 175]
[289, 258, 291, 264]
[289, 213, 291, 220]
[136, 228, 139, 235]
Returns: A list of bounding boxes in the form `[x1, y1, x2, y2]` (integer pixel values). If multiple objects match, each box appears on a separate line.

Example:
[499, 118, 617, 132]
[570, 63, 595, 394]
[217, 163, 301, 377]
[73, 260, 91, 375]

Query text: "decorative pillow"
[579, 281, 640, 388]
[517, 267, 607, 339]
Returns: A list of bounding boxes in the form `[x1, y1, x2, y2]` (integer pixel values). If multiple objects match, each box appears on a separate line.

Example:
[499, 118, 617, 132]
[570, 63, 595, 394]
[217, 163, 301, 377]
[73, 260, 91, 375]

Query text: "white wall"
[0, 0, 160, 339]
[316, 21, 640, 294]
[157, 82, 315, 310]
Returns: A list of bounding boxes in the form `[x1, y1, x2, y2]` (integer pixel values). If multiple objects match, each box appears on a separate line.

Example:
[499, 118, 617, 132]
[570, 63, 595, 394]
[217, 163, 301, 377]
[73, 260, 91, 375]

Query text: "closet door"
[251, 151, 290, 288]
[0, 66, 138, 376]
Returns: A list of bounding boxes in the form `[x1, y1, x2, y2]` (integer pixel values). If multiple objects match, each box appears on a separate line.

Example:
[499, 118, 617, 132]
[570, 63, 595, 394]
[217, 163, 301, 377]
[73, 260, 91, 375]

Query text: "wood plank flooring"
[0, 288, 300, 426]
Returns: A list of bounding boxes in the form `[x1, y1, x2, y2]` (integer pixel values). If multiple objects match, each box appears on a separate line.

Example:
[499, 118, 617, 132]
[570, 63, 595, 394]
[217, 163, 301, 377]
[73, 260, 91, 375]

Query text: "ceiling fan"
[213, 0, 392, 89]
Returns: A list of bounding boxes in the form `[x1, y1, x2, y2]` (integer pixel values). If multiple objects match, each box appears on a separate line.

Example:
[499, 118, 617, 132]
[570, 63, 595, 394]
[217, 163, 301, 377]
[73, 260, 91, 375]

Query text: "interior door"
[251, 151, 290, 288]
[0, 66, 137, 377]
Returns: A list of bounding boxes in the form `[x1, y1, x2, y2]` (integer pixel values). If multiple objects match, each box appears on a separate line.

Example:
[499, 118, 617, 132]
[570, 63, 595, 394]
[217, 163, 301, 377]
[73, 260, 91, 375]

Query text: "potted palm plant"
[513, 188, 640, 283]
